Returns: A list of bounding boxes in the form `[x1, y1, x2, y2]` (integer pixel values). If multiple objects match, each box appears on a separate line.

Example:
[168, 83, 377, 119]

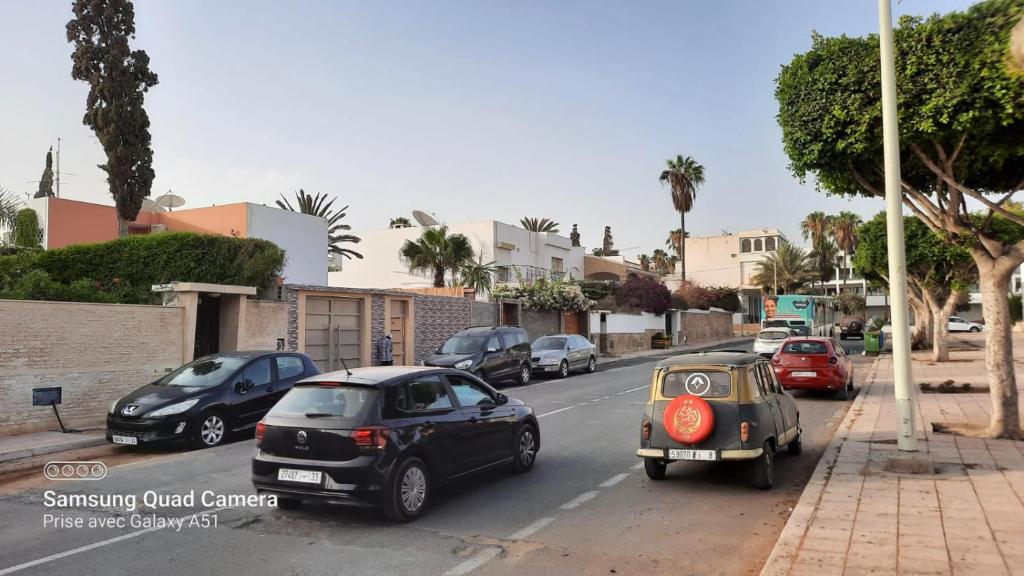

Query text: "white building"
[328, 221, 585, 294]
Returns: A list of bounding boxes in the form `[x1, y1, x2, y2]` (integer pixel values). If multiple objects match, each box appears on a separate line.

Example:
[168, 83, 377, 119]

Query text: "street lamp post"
[878, 0, 917, 452]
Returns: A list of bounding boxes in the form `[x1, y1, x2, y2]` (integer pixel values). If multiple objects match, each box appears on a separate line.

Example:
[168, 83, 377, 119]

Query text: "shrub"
[579, 280, 619, 302]
[491, 278, 593, 312]
[1011, 293, 1023, 324]
[674, 281, 712, 310]
[614, 276, 672, 315]
[12, 208, 41, 248]
[0, 269, 118, 303]
[836, 292, 866, 316]
[705, 285, 741, 312]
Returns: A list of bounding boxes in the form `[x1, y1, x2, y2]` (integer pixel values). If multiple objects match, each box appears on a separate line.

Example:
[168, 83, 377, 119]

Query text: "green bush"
[579, 280, 619, 301]
[706, 285, 741, 312]
[1011, 293, 1023, 324]
[0, 232, 285, 304]
[12, 208, 41, 248]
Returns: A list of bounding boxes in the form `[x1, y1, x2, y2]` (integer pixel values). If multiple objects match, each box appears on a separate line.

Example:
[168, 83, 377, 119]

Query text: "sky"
[0, 0, 976, 255]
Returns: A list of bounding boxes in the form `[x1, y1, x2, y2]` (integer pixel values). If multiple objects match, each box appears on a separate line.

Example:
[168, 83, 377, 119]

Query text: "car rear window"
[758, 331, 788, 341]
[269, 385, 378, 422]
[661, 370, 732, 399]
[782, 341, 829, 355]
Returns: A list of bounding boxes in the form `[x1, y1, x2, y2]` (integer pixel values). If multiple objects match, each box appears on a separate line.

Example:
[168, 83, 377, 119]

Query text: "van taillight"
[740, 421, 750, 442]
[828, 356, 839, 366]
[353, 426, 389, 450]
[641, 421, 652, 441]
[255, 421, 266, 447]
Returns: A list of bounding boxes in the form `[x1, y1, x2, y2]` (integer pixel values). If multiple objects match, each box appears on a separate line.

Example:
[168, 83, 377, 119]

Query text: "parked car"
[636, 351, 802, 490]
[251, 366, 539, 521]
[107, 351, 319, 448]
[752, 328, 795, 358]
[838, 315, 865, 340]
[763, 318, 810, 336]
[531, 334, 597, 378]
[423, 326, 533, 385]
[772, 337, 854, 400]
[948, 316, 983, 333]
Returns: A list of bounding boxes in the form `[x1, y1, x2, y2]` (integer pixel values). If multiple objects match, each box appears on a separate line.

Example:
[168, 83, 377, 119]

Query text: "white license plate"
[277, 468, 322, 484]
[793, 371, 817, 377]
[112, 435, 137, 445]
[668, 449, 717, 461]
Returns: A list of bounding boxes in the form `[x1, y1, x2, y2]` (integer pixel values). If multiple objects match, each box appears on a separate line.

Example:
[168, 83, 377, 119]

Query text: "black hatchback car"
[251, 366, 540, 521]
[106, 351, 319, 449]
[423, 326, 533, 385]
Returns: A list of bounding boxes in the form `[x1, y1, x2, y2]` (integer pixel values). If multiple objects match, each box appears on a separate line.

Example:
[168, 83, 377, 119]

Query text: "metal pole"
[774, 260, 778, 296]
[878, 0, 917, 452]
[55, 137, 61, 198]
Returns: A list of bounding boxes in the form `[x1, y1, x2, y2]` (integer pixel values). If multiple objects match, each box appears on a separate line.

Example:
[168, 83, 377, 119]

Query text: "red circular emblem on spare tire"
[663, 395, 715, 444]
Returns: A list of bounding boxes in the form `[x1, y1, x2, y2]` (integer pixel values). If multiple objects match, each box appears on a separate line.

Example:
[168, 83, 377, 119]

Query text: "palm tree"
[389, 217, 413, 229]
[459, 254, 496, 294]
[809, 238, 838, 291]
[637, 253, 651, 272]
[800, 211, 832, 247]
[520, 217, 559, 233]
[665, 229, 690, 257]
[832, 211, 862, 280]
[751, 241, 817, 294]
[277, 189, 362, 259]
[0, 187, 21, 230]
[400, 225, 475, 287]
[651, 249, 673, 275]
[660, 155, 705, 281]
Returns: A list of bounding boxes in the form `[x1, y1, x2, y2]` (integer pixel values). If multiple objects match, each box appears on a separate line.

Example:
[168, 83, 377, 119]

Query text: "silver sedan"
[531, 334, 598, 378]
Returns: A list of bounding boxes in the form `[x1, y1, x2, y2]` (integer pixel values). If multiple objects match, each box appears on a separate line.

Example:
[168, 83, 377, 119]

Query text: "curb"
[595, 337, 754, 371]
[759, 357, 880, 576]
[0, 435, 107, 465]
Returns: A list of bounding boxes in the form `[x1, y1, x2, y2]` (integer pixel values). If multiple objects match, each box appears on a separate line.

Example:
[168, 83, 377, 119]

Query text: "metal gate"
[305, 297, 362, 371]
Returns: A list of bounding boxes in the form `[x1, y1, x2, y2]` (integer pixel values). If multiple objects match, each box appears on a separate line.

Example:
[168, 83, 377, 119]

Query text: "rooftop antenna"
[412, 209, 440, 227]
[338, 351, 353, 377]
[154, 190, 186, 212]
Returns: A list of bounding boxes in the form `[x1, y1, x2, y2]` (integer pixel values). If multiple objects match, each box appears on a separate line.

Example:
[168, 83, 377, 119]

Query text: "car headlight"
[109, 400, 119, 414]
[454, 359, 473, 370]
[147, 399, 200, 418]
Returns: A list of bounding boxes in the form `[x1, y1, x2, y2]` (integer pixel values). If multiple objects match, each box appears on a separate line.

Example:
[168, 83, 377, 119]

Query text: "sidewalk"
[595, 335, 752, 366]
[0, 430, 106, 465]
[761, 333, 1024, 576]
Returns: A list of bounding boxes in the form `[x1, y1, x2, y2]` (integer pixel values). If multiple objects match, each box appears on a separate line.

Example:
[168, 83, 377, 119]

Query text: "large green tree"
[400, 225, 474, 287]
[660, 155, 705, 280]
[67, 0, 158, 237]
[776, 1, 1024, 437]
[277, 190, 362, 259]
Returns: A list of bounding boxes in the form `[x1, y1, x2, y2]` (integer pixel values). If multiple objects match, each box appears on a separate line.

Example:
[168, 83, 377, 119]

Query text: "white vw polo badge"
[297, 430, 307, 444]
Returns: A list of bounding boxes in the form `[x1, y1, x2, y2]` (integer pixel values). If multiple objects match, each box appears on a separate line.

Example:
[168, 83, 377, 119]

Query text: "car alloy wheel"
[519, 364, 531, 385]
[586, 356, 596, 373]
[970, 326, 980, 333]
[198, 413, 225, 447]
[400, 466, 427, 514]
[511, 425, 538, 473]
[558, 361, 569, 379]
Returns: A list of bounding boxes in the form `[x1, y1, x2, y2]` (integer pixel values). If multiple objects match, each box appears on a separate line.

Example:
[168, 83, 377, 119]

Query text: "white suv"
[948, 316, 983, 333]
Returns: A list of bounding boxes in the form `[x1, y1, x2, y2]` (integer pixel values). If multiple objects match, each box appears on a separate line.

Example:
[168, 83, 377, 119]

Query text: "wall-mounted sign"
[32, 387, 62, 406]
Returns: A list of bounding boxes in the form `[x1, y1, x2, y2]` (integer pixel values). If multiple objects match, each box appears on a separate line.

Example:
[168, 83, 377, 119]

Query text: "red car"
[772, 337, 854, 400]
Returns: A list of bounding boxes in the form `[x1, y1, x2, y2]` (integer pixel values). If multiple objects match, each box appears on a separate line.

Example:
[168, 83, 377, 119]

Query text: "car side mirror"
[234, 381, 247, 395]
[496, 393, 508, 405]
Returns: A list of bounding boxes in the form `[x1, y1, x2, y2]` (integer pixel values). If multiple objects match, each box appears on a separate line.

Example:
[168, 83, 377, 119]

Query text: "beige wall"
[679, 310, 733, 343]
[243, 300, 288, 350]
[0, 300, 184, 436]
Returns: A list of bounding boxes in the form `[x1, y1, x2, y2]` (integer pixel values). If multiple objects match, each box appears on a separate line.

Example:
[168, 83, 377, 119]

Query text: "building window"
[496, 266, 511, 283]
[551, 257, 564, 273]
[740, 239, 752, 253]
[765, 237, 776, 251]
[754, 238, 763, 252]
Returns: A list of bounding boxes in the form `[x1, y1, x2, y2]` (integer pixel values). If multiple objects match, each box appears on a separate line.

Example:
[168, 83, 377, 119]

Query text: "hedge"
[0, 232, 285, 304]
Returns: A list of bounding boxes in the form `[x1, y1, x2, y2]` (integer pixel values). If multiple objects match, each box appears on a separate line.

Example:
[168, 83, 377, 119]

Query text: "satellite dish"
[155, 190, 185, 211]
[141, 198, 166, 213]
[412, 210, 439, 227]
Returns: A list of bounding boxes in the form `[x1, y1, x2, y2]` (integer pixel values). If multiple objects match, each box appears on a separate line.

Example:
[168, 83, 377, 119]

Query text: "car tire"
[644, 457, 667, 480]
[517, 364, 531, 385]
[788, 430, 803, 455]
[510, 424, 539, 473]
[384, 457, 431, 522]
[836, 382, 849, 401]
[275, 497, 303, 510]
[752, 441, 774, 490]
[969, 326, 981, 333]
[193, 411, 227, 448]
[557, 360, 569, 379]
[586, 356, 597, 373]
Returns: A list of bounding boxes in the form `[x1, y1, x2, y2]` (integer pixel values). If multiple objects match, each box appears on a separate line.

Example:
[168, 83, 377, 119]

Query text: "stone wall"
[243, 299, 288, 350]
[413, 294, 472, 364]
[471, 300, 498, 327]
[0, 299, 184, 435]
[679, 309, 733, 343]
[370, 295, 386, 365]
[521, 309, 561, 341]
[603, 329, 662, 354]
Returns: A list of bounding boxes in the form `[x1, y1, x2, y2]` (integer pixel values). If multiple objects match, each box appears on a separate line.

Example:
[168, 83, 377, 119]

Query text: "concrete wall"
[471, 300, 498, 327]
[247, 204, 327, 285]
[679, 309, 733, 343]
[243, 299, 288, 350]
[678, 229, 785, 290]
[521, 309, 561, 342]
[0, 300, 184, 436]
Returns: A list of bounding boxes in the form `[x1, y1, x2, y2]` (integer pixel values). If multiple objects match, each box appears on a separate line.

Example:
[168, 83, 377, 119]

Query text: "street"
[0, 340, 867, 576]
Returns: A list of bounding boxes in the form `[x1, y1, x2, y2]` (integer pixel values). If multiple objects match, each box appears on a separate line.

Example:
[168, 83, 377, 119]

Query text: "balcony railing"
[495, 265, 565, 284]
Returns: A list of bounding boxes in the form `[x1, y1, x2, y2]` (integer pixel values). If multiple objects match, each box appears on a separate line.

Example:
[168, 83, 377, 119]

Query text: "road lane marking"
[616, 384, 650, 395]
[0, 506, 231, 576]
[559, 491, 599, 510]
[537, 407, 574, 418]
[598, 473, 630, 488]
[508, 516, 556, 540]
[443, 547, 502, 576]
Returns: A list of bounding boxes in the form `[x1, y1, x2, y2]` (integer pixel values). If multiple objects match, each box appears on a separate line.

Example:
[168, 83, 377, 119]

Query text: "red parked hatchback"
[772, 337, 854, 400]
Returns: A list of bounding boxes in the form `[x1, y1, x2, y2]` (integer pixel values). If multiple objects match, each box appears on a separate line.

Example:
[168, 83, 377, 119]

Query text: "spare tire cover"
[663, 395, 715, 444]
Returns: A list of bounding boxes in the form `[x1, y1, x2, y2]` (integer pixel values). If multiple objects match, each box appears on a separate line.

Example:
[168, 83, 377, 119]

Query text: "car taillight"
[828, 356, 839, 366]
[641, 421, 652, 441]
[255, 421, 266, 447]
[353, 426, 389, 450]
[771, 355, 781, 365]
[740, 421, 750, 442]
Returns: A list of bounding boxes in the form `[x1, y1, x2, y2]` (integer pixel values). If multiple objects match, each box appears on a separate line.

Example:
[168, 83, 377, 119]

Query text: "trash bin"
[865, 331, 881, 355]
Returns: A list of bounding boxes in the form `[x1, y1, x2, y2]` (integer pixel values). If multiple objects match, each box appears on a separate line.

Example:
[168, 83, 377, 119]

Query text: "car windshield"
[782, 341, 829, 355]
[758, 331, 788, 341]
[661, 370, 732, 399]
[269, 385, 378, 421]
[533, 337, 566, 351]
[439, 336, 487, 354]
[156, 356, 246, 388]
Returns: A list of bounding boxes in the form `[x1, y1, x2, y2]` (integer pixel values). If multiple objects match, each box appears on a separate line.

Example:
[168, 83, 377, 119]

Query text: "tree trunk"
[909, 298, 930, 349]
[925, 289, 960, 363]
[433, 265, 445, 288]
[975, 252, 1021, 439]
[117, 215, 129, 238]
[679, 211, 686, 281]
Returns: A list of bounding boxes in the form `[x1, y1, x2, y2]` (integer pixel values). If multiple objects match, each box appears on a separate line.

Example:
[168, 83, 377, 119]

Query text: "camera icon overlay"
[44, 461, 107, 481]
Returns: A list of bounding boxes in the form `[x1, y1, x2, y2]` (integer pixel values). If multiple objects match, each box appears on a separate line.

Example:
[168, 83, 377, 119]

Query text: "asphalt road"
[0, 340, 867, 576]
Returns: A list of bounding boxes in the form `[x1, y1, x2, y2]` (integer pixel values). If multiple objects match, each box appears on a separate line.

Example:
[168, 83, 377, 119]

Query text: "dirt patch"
[931, 422, 1024, 439]
[918, 380, 988, 394]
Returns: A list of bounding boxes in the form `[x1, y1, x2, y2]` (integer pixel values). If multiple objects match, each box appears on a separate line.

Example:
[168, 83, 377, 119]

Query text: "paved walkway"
[761, 333, 1024, 576]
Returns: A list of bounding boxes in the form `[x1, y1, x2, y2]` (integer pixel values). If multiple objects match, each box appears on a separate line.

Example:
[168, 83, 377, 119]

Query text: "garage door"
[305, 297, 362, 372]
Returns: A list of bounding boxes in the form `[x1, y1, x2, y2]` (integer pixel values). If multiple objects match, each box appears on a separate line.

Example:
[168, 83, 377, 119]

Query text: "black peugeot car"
[107, 351, 319, 449]
[251, 366, 540, 521]
[423, 326, 533, 385]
